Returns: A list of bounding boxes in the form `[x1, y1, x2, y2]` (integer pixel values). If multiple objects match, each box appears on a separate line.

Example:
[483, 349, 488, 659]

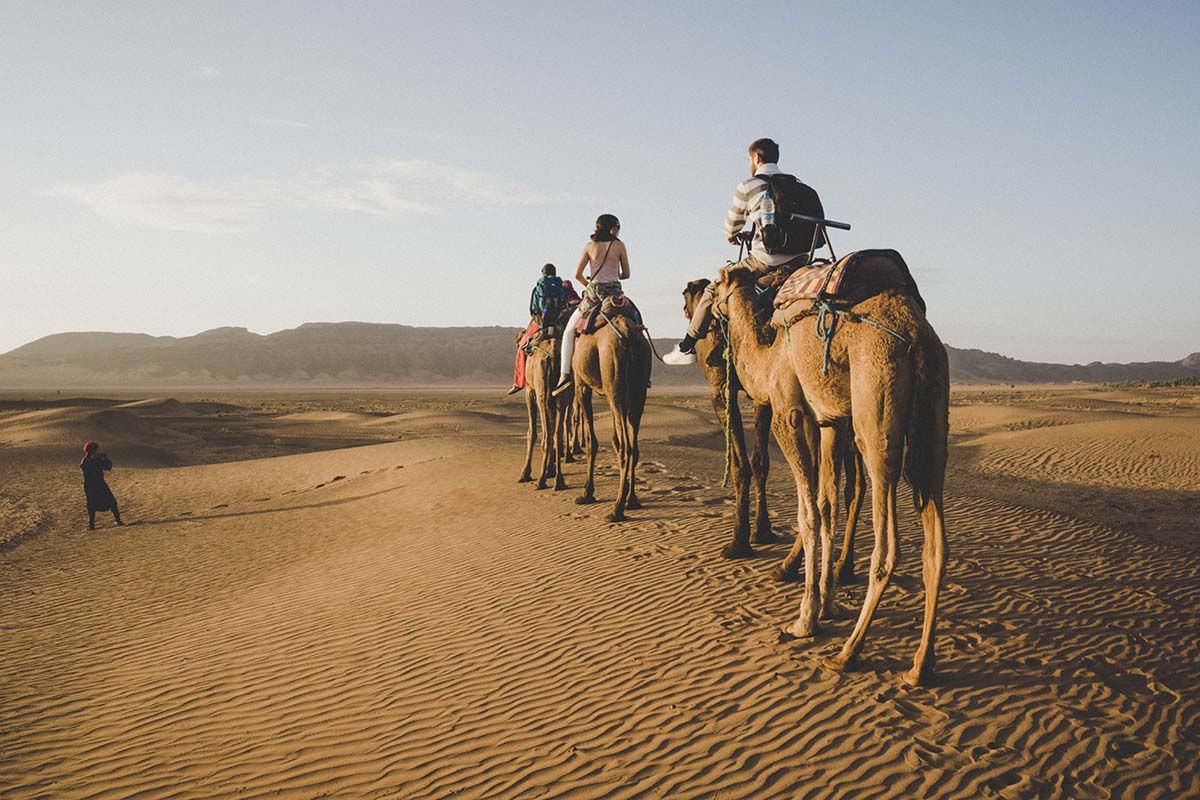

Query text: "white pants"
[560, 307, 584, 380]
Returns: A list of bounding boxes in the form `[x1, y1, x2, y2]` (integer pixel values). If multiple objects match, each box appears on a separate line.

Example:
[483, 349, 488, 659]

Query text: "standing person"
[663, 137, 824, 364]
[509, 263, 568, 395]
[81, 441, 122, 530]
[552, 214, 630, 395]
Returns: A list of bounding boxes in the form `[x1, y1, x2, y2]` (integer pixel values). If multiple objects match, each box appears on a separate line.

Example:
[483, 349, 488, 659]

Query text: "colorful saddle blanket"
[578, 293, 644, 335]
[772, 249, 924, 327]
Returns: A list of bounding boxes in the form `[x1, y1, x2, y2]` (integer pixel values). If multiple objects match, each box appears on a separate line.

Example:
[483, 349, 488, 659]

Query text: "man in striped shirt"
[663, 137, 823, 365]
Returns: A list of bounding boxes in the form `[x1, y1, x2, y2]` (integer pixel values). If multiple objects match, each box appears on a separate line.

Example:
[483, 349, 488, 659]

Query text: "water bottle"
[760, 187, 776, 228]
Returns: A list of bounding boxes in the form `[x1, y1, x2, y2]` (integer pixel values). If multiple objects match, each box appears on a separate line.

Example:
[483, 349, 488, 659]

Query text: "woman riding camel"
[553, 214, 630, 395]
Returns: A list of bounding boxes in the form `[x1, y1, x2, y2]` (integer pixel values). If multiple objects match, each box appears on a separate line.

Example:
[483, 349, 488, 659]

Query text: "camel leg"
[751, 402, 775, 544]
[903, 489, 947, 686]
[576, 388, 598, 505]
[625, 408, 643, 510]
[835, 442, 865, 584]
[775, 408, 821, 639]
[817, 424, 847, 621]
[552, 394, 568, 491]
[571, 397, 585, 456]
[518, 389, 537, 483]
[825, 383, 909, 672]
[562, 399, 576, 463]
[722, 386, 755, 559]
[606, 397, 630, 522]
[536, 386, 554, 490]
[770, 412, 818, 583]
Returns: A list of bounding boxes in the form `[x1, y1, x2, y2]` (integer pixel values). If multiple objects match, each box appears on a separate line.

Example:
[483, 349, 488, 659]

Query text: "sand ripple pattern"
[2, 433, 1200, 798]
[971, 417, 1200, 491]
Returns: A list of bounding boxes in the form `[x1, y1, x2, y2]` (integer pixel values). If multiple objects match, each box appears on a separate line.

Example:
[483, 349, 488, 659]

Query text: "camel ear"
[683, 278, 710, 301]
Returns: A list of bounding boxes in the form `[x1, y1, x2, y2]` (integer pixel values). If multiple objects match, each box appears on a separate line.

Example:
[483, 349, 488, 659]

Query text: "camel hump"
[772, 249, 926, 327]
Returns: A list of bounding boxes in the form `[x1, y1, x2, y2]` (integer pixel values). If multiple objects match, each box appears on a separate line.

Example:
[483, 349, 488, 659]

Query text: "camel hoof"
[626, 497, 643, 510]
[819, 602, 849, 622]
[783, 619, 818, 640]
[769, 565, 801, 583]
[564, 454, 576, 463]
[901, 666, 932, 688]
[822, 653, 856, 673]
[752, 528, 777, 545]
[554, 481, 567, 491]
[535, 482, 548, 490]
[517, 475, 532, 484]
[575, 494, 596, 505]
[721, 541, 754, 560]
[606, 511, 626, 523]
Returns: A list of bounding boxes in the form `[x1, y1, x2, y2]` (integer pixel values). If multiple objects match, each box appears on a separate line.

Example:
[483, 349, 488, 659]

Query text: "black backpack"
[757, 174, 827, 256]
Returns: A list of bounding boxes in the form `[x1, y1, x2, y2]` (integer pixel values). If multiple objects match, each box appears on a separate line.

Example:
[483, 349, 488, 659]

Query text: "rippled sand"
[2, 385, 1198, 798]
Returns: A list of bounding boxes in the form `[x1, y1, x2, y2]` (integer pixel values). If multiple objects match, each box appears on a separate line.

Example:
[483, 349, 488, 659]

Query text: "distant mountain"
[945, 347, 1200, 384]
[1, 322, 1196, 387]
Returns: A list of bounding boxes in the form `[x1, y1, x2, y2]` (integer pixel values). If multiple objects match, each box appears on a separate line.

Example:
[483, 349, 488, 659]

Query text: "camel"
[710, 256, 949, 686]
[569, 314, 652, 522]
[682, 279, 775, 557]
[683, 279, 866, 582]
[517, 332, 568, 490]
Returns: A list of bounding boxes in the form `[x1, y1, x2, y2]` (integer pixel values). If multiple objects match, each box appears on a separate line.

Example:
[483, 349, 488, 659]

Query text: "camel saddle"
[578, 293, 644, 335]
[771, 249, 925, 328]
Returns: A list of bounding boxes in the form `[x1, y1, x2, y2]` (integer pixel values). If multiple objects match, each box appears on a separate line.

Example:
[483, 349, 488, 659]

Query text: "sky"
[2, 0, 1198, 363]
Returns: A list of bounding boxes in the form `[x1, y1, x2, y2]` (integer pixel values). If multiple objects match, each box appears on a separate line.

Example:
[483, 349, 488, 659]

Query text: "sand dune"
[1, 386, 1198, 798]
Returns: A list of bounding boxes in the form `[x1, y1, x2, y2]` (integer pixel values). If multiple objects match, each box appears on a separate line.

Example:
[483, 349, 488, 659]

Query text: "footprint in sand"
[211, 503, 229, 509]
[331, 475, 345, 482]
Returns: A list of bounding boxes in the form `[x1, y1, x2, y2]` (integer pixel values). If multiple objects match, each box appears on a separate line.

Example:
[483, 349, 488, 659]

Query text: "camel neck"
[721, 283, 781, 399]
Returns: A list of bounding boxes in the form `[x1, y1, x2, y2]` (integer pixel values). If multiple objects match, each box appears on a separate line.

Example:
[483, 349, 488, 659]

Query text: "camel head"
[682, 278, 710, 320]
[710, 262, 757, 318]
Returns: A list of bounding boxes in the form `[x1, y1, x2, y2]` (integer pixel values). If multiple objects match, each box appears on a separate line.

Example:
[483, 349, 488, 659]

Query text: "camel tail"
[904, 325, 950, 512]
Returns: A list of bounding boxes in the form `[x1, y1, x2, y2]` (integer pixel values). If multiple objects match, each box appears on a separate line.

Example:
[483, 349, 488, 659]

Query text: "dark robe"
[81, 455, 117, 513]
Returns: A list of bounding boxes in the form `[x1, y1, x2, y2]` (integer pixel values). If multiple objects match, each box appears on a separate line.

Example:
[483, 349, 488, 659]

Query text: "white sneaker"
[662, 345, 698, 366]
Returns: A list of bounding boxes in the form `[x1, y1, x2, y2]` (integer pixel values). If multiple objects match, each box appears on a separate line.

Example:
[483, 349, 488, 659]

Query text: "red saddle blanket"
[773, 249, 924, 323]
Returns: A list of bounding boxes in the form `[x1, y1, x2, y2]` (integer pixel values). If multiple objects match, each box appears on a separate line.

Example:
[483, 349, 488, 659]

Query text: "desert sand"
[1, 385, 1198, 799]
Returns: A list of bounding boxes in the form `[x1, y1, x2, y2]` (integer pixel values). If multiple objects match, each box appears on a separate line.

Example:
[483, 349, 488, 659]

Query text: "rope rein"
[718, 317, 736, 490]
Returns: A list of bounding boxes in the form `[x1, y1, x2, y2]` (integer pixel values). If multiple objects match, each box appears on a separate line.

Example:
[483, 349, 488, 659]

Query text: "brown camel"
[569, 315, 652, 522]
[711, 257, 949, 686]
[683, 279, 775, 557]
[683, 279, 866, 581]
[517, 332, 568, 490]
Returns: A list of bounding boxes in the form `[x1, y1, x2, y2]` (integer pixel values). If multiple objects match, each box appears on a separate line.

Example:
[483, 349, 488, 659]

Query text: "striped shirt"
[723, 162, 801, 268]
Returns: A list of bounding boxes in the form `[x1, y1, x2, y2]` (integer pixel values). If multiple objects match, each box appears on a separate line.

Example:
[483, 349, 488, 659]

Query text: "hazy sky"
[2, 1, 1198, 363]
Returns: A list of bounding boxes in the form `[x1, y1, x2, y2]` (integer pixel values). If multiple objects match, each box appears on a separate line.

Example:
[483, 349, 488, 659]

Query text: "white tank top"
[589, 241, 621, 283]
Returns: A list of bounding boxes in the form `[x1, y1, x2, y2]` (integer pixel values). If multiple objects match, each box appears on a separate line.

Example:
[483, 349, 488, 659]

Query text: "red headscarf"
[83, 441, 98, 455]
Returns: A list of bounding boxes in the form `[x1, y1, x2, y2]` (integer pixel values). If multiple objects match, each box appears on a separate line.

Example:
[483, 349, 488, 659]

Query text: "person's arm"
[575, 247, 591, 288]
[99, 456, 113, 471]
[618, 241, 630, 280]
[724, 178, 752, 245]
[530, 282, 542, 317]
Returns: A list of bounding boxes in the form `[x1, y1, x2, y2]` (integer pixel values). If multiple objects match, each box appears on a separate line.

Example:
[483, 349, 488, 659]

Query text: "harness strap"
[797, 298, 911, 376]
[599, 311, 625, 339]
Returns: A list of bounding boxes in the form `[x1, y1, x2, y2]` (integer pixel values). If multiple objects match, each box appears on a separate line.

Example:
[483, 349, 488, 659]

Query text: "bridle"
[711, 274, 755, 323]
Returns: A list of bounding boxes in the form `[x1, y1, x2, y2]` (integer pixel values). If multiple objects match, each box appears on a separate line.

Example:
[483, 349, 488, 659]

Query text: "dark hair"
[749, 137, 779, 164]
[541, 263, 556, 276]
[591, 213, 621, 242]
